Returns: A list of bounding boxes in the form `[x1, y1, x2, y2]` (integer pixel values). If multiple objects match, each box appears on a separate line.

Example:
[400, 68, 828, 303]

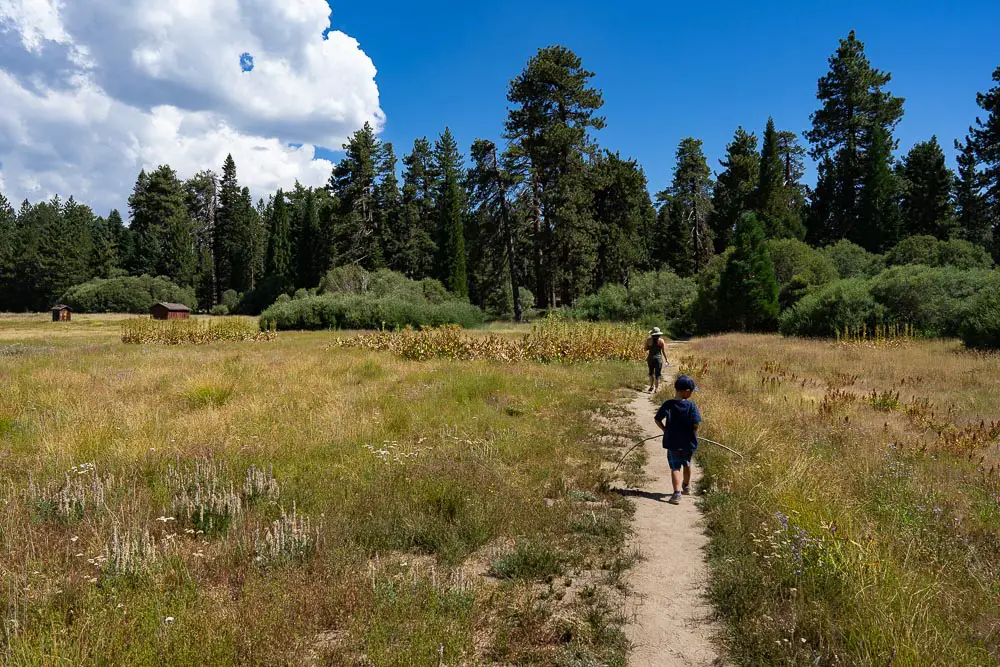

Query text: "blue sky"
[322, 0, 999, 190]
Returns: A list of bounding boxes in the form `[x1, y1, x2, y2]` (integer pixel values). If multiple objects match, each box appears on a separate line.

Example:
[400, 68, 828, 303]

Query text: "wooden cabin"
[51, 305, 72, 322]
[150, 303, 192, 320]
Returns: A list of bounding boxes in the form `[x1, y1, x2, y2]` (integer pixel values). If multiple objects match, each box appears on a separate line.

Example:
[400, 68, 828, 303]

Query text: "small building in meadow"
[150, 303, 192, 320]
[51, 305, 72, 322]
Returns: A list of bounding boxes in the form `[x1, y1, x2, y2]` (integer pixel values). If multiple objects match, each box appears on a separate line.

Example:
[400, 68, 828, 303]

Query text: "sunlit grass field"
[0, 315, 642, 665]
[686, 335, 1000, 666]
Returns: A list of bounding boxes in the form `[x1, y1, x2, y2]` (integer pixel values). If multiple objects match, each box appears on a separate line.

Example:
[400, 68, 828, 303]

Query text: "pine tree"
[954, 136, 991, 248]
[397, 138, 438, 278]
[656, 199, 695, 277]
[467, 139, 524, 320]
[214, 155, 240, 299]
[718, 212, 779, 331]
[265, 189, 293, 289]
[591, 152, 656, 286]
[432, 128, 467, 297]
[807, 31, 905, 243]
[374, 142, 402, 269]
[711, 127, 759, 252]
[858, 124, 902, 251]
[0, 192, 16, 292]
[296, 188, 323, 288]
[127, 169, 160, 276]
[757, 119, 807, 240]
[185, 170, 218, 303]
[971, 66, 1000, 251]
[660, 138, 714, 274]
[505, 45, 605, 305]
[898, 136, 955, 239]
[37, 196, 93, 304]
[330, 122, 381, 268]
[89, 215, 119, 278]
[8, 200, 45, 310]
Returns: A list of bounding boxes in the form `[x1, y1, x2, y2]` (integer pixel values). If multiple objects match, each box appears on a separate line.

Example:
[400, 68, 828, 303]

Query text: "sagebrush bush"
[259, 294, 484, 331]
[62, 275, 196, 313]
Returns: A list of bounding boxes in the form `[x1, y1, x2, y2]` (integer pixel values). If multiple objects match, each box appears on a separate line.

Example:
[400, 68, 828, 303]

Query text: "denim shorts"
[667, 449, 693, 471]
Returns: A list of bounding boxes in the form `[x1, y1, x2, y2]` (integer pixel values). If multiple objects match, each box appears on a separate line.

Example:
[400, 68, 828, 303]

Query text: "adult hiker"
[655, 375, 702, 505]
[644, 327, 668, 393]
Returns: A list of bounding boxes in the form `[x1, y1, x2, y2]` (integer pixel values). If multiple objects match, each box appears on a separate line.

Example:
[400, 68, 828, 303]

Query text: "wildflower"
[165, 616, 175, 623]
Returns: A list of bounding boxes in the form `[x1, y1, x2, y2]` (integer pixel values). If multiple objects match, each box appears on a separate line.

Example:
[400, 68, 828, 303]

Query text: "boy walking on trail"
[655, 375, 701, 505]
[644, 327, 668, 393]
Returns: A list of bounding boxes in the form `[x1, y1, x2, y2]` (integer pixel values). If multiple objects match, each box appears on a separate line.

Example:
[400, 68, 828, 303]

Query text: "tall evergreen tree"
[659, 138, 714, 274]
[857, 124, 902, 251]
[505, 45, 605, 305]
[374, 142, 402, 269]
[711, 127, 759, 252]
[37, 197, 93, 304]
[655, 198, 694, 277]
[898, 136, 955, 239]
[718, 212, 779, 331]
[954, 136, 991, 248]
[971, 66, 1000, 251]
[806, 31, 905, 243]
[295, 188, 323, 288]
[89, 215, 119, 278]
[265, 189, 293, 289]
[185, 170, 218, 305]
[757, 119, 807, 239]
[7, 200, 45, 310]
[127, 169, 160, 276]
[330, 122, 381, 268]
[397, 138, 438, 278]
[467, 139, 524, 320]
[591, 152, 656, 286]
[432, 128, 468, 297]
[215, 155, 259, 296]
[0, 192, 16, 292]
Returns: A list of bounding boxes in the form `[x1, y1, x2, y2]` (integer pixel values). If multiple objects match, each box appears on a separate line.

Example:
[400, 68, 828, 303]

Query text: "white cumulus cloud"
[0, 0, 382, 214]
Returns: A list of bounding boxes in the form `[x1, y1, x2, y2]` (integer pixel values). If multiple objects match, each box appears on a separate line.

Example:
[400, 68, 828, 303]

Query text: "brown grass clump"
[121, 317, 276, 345]
[687, 334, 1000, 666]
[338, 321, 647, 363]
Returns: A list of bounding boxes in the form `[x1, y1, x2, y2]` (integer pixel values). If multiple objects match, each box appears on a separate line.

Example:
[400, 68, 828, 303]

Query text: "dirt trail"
[621, 392, 723, 667]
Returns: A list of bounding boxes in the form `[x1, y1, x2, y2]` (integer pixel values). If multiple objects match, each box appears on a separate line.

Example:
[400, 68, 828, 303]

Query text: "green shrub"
[221, 289, 241, 310]
[779, 278, 885, 337]
[886, 236, 993, 270]
[258, 295, 484, 331]
[960, 282, 1000, 349]
[210, 305, 230, 316]
[821, 240, 885, 278]
[768, 239, 839, 308]
[569, 269, 696, 332]
[691, 249, 733, 334]
[61, 275, 196, 313]
[868, 266, 995, 337]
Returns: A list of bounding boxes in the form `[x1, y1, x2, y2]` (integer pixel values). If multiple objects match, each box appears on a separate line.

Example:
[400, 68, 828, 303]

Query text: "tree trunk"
[491, 147, 523, 322]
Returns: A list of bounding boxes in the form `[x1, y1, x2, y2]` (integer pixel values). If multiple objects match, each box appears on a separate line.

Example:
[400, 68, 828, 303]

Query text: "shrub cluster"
[120, 317, 276, 344]
[568, 269, 696, 331]
[779, 267, 1000, 345]
[259, 295, 484, 331]
[337, 321, 646, 363]
[259, 266, 484, 331]
[62, 275, 196, 313]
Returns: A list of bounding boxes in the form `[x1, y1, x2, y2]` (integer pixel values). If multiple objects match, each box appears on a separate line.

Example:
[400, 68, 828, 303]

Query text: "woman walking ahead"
[644, 327, 669, 393]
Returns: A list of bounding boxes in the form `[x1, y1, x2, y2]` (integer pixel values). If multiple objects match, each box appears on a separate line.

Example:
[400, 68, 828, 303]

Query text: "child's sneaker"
[668, 492, 681, 505]
[682, 483, 691, 495]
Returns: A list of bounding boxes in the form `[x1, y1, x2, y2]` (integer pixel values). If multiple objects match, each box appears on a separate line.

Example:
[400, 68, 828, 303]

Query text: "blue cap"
[674, 375, 699, 392]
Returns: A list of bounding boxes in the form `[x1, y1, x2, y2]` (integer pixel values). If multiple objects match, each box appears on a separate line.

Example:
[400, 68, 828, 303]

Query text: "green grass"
[0, 314, 638, 664]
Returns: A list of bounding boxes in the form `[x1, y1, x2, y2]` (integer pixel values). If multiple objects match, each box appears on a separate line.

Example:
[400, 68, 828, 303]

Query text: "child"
[654, 375, 701, 505]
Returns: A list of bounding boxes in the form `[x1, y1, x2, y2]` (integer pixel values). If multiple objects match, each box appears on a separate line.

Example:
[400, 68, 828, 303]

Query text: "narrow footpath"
[622, 392, 723, 667]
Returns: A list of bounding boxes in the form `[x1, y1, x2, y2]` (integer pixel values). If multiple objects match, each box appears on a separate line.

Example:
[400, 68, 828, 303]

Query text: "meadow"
[685, 334, 1000, 666]
[0, 315, 644, 665]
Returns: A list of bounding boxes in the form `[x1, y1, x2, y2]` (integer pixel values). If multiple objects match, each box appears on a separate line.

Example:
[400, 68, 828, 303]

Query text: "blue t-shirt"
[655, 399, 702, 451]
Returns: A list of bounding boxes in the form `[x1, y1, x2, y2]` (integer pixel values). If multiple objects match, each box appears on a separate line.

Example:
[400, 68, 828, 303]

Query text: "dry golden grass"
[0, 315, 641, 665]
[684, 334, 1000, 666]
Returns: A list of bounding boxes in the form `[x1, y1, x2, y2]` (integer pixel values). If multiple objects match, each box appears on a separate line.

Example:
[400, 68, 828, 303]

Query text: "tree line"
[1, 31, 998, 321]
